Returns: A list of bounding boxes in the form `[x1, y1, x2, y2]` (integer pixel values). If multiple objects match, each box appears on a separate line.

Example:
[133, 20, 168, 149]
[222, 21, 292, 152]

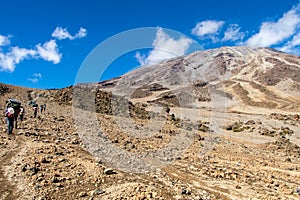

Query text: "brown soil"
[0, 83, 299, 200]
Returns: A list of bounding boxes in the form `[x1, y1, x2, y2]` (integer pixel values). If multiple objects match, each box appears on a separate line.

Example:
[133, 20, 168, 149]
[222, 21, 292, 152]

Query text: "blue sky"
[0, 0, 299, 89]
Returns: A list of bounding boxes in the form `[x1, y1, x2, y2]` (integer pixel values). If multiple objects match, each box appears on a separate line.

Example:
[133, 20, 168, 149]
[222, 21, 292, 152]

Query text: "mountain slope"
[98, 46, 300, 114]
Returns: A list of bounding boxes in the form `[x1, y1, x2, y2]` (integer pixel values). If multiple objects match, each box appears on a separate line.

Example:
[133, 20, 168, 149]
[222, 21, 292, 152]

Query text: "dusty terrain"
[0, 47, 300, 199]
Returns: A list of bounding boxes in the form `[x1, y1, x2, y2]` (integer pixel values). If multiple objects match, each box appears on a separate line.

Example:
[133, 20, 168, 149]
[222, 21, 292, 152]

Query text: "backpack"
[7, 98, 21, 110]
[28, 100, 36, 106]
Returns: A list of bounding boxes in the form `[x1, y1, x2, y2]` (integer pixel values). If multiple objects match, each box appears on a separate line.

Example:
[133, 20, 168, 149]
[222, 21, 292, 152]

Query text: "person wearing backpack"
[33, 104, 38, 118]
[40, 104, 44, 114]
[14, 106, 21, 129]
[6, 98, 21, 129]
[18, 106, 25, 128]
[5, 107, 15, 135]
[19, 106, 25, 121]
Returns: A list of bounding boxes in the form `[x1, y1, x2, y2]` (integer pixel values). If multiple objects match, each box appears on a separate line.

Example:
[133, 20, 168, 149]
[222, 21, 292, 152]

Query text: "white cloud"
[246, 4, 300, 47]
[0, 47, 36, 72]
[0, 53, 15, 72]
[222, 24, 245, 42]
[291, 33, 300, 46]
[11, 47, 36, 63]
[279, 32, 300, 54]
[36, 40, 61, 64]
[0, 35, 10, 46]
[27, 78, 39, 83]
[0, 40, 61, 72]
[136, 28, 192, 66]
[135, 52, 146, 66]
[0, 26, 87, 72]
[33, 73, 42, 78]
[75, 27, 87, 38]
[192, 20, 224, 40]
[28, 73, 42, 83]
[52, 27, 73, 40]
[52, 27, 87, 40]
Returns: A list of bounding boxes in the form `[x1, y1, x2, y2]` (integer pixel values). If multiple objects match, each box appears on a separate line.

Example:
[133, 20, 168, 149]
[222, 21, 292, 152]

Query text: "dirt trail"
[0, 135, 23, 200]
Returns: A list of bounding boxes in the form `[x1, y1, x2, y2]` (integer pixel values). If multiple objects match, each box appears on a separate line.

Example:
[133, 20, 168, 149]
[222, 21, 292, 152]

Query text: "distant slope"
[97, 46, 300, 113]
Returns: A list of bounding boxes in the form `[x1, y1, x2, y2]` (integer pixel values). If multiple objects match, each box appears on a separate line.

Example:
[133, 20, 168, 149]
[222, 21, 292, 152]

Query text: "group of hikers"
[4, 98, 46, 135]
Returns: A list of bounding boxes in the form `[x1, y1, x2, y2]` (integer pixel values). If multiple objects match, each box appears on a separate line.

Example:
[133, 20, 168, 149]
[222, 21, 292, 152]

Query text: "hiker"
[18, 106, 25, 129]
[43, 104, 46, 112]
[5, 107, 15, 135]
[14, 106, 21, 129]
[28, 99, 36, 106]
[33, 104, 38, 118]
[6, 98, 21, 129]
[40, 104, 44, 114]
[19, 106, 25, 121]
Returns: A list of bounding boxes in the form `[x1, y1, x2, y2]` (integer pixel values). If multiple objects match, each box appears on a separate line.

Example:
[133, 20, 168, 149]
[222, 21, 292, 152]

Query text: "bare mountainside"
[98, 46, 300, 113]
[0, 46, 300, 200]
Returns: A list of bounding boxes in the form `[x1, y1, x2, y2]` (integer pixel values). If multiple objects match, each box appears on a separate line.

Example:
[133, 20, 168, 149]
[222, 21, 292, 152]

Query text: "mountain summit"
[98, 46, 300, 113]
